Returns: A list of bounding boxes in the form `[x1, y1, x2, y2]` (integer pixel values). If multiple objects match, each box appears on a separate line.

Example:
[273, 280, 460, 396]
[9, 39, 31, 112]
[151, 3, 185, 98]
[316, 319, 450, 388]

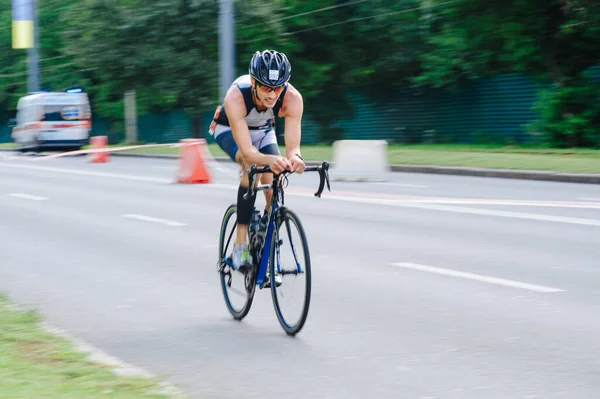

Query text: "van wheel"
[33, 139, 42, 154]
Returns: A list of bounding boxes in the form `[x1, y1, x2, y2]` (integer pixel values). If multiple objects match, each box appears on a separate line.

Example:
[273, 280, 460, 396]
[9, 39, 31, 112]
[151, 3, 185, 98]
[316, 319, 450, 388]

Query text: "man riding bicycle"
[209, 49, 306, 272]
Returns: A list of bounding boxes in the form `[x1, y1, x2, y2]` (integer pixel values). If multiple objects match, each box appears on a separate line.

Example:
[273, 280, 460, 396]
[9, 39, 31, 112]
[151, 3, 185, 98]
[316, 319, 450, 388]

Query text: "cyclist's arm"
[225, 89, 271, 166]
[280, 85, 304, 160]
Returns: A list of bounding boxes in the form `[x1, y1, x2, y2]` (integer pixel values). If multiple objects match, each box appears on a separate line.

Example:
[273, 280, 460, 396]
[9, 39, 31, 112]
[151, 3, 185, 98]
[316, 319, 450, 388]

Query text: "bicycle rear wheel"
[269, 208, 312, 335]
[218, 204, 255, 320]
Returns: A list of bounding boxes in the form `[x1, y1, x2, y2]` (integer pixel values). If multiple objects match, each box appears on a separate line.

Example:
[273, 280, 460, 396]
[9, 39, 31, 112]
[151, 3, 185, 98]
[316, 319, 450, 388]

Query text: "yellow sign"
[12, 20, 34, 49]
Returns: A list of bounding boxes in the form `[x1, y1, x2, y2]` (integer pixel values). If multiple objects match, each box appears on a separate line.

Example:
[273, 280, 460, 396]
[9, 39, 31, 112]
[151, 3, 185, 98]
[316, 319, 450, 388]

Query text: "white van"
[11, 89, 92, 152]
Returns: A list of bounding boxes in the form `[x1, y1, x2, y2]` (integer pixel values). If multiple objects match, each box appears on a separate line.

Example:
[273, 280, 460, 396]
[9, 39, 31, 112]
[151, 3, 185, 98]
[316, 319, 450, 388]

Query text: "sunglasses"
[257, 83, 285, 94]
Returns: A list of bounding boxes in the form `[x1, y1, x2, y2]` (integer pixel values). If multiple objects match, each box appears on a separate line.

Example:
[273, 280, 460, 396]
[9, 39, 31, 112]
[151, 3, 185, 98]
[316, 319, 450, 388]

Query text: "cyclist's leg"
[214, 126, 255, 267]
[258, 143, 280, 211]
[254, 133, 283, 287]
[254, 129, 280, 212]
[213, 124, 239, 163]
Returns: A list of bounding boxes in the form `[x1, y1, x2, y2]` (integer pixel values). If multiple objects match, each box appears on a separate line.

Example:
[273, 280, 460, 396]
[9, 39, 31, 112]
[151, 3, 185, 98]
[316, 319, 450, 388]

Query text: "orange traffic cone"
[89, 136, 109, 163]
[176, 138, 211, 184]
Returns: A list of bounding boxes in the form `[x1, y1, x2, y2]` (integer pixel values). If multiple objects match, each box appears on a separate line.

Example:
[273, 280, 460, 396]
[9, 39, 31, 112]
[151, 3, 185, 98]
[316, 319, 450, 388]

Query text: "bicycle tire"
[218, 204, 255, 320]
[269, 208, 312, 335]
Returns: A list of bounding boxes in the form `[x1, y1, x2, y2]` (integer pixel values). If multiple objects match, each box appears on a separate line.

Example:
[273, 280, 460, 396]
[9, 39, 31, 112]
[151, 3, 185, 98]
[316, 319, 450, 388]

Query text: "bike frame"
[244, 162, 330, 287]
[252, 175, 285, 287]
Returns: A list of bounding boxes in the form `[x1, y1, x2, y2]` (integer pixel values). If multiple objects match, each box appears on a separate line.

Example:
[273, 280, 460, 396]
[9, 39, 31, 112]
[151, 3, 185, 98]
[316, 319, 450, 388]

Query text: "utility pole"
[12, 0, 40, 93]
[219, 0, 235, 102]
[28, 0, 40, 93]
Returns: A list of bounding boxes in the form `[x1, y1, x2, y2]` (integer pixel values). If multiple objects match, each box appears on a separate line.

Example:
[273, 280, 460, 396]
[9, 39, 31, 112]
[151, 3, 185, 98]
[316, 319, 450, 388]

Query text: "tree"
[60, 0, 219, 137]
[0, 0, 81, 120]
[3, 0, 598, 146]
[0, 3, 26, 121]
[416, 0, 600, 146]
[233, 0, 430, 143]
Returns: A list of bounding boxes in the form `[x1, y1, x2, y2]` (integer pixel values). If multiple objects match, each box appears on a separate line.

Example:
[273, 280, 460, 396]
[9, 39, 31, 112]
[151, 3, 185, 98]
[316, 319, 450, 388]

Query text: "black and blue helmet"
[249, 49, 291, 88]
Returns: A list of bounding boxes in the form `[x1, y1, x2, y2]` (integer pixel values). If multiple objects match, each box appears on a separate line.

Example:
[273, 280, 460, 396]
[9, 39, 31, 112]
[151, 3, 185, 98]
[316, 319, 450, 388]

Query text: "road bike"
[217, 161, 331, 335]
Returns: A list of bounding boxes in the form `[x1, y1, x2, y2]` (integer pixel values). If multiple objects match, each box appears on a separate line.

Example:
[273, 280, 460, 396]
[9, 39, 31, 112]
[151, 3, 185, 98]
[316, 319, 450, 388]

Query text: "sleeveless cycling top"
[212, 75, 288, 130]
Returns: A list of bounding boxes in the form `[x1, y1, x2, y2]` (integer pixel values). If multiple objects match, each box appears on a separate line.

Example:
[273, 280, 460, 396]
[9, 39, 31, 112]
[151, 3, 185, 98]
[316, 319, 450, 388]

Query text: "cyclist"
[209, 49, 306, 273]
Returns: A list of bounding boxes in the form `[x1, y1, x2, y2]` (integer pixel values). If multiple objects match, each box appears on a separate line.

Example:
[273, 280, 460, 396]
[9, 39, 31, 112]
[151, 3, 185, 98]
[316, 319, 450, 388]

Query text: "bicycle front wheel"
[269, 208, 312, 336]
[218, 204, 255, 320]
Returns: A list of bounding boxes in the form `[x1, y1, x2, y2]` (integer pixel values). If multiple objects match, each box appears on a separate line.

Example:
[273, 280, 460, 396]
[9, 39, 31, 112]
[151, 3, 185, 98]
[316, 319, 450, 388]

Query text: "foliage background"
[1, 0, 599, 147]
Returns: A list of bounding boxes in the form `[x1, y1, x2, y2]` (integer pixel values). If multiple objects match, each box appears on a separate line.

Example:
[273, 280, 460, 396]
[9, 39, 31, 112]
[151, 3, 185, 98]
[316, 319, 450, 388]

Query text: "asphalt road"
[1, 153, 600, 399]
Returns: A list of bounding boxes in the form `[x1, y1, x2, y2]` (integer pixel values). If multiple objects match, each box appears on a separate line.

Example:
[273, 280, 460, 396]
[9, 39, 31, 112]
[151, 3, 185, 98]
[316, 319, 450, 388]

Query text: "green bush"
[529, 74, 600, 148]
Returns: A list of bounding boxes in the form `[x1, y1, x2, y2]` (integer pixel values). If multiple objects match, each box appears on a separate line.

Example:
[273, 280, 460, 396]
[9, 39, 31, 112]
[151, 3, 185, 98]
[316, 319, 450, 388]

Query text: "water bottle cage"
[251, 213, 268, 251]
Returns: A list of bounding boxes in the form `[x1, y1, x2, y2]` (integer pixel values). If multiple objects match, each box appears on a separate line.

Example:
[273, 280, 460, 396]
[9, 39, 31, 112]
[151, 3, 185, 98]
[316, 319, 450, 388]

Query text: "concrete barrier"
[330, 139, 390, 182]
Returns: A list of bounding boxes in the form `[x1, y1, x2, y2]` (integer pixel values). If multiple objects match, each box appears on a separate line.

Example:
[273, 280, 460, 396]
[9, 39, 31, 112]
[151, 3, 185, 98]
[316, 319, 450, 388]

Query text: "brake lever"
[314, 161, 331, 198]
[323, 161, 331, 192]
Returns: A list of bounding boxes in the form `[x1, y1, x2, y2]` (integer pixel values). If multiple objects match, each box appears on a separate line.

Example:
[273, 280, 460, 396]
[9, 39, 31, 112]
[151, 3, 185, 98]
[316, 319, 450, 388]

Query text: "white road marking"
[391, 262, 565, 293]
[3, 162, 599, 227]
[287, 190, 600, 226]
[400, 203, 600, 227]
[122, 214, 187, 227]
[403, 199, 600, 208]
[9, 193, 47, 201]
[0, 163, 172, 183]
[208, 161, 240, 179]
[302, 191, 600, 209]
[0, 154, 16, 161]
[375, 182, 429, 188]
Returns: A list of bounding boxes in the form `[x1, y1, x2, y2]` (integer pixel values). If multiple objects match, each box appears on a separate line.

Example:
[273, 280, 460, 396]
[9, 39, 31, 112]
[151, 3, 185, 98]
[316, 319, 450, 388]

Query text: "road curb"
[387, 164, 600, 184]
[41, 322, 186, 398]
[2, 148, 599, 184]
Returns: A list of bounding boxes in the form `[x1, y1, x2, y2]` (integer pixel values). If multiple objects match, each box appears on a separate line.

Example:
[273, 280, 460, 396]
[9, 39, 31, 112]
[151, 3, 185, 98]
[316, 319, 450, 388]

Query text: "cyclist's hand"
[290, 154, 306, 174]
[268, 155, 292, 174]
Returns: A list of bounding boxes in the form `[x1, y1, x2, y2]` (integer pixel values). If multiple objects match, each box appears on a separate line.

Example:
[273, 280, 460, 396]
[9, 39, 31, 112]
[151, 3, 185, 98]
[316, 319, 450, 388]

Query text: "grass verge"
[0, 293, 186, 399]
[108, 143, 600, 174]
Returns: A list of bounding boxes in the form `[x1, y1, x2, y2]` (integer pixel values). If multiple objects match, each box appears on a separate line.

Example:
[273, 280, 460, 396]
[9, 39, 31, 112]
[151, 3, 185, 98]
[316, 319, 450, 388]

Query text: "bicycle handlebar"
[243, 161, 331, 199]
